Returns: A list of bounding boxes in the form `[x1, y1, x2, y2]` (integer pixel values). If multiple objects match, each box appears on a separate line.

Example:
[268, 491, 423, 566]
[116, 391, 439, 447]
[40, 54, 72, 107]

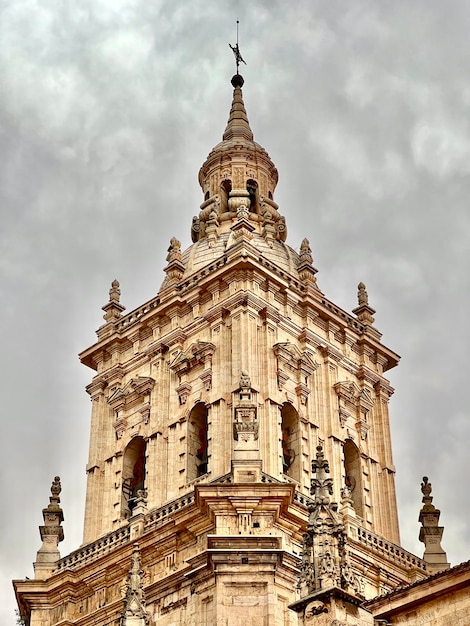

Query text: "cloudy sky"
[2, 1, 470, 622]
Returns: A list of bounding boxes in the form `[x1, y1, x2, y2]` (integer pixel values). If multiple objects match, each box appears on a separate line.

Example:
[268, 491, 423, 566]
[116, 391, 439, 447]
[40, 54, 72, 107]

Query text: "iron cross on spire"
[229, 20, 246, 74]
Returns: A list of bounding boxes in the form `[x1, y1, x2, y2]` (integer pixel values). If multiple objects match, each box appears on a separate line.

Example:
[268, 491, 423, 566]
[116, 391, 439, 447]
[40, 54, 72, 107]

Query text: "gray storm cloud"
[2, 2, 470, 623]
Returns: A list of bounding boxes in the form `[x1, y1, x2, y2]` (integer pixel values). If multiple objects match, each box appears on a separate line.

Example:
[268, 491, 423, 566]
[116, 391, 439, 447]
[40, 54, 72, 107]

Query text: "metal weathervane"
[229, 20, 246, 74]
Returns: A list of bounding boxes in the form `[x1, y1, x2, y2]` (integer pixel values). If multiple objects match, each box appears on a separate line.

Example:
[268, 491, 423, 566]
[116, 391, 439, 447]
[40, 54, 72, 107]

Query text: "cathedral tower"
[14, 73, 428, 626]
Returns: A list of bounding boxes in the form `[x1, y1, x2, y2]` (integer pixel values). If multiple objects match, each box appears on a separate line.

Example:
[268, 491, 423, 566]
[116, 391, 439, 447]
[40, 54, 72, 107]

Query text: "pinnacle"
[222, 75, 254, 142]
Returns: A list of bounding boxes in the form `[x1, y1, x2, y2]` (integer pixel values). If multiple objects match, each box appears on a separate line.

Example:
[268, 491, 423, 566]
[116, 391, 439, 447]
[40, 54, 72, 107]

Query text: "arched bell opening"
[220, 179, 232, 212]
[188, 402, 209, 481]
[121, 436, 146, 518]
[280, 403, 300, 481]
[343, 439, 364, 517]
[246, 179, 259, 212]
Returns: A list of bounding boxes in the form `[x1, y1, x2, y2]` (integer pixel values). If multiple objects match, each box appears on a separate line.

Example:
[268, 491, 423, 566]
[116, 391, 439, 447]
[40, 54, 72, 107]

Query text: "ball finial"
[231, 74, 244, 88]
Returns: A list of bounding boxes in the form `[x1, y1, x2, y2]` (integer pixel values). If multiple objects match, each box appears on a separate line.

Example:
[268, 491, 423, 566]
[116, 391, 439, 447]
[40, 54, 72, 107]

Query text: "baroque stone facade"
[13, 72, 465, 626]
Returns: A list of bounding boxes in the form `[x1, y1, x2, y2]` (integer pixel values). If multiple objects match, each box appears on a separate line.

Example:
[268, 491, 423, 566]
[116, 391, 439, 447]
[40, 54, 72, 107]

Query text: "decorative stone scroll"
[176, 382, 192, 405]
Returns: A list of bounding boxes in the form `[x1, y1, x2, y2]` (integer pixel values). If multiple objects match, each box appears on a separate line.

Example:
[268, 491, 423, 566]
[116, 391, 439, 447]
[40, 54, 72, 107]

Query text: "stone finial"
[296, 446, 361, 598]
[109, 279, 121, 303]
[50, 475, 61, 497]
[310, 445, 333, 505]
[299, 238, 313, 265]
[297, 238, 319, 287]
[352, 282, 375, 325]
[33, 476, 64, 579]
[421, 475, 432, 502]
[357, 282, 368, 306]
[102, 279, 126, 322]
[418, 476, 450, 573]
[121, 543, 149, 625]
[166, 237, 182, 263]
[163, 237, 185, 284]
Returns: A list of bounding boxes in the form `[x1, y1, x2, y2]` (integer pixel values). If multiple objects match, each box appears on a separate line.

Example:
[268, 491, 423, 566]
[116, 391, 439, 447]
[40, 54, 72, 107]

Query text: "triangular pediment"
[107, 376, 155, 410]
[334, 381, 361, 402]
[273, 342, 319, 376]
[169, 341, 216, 376]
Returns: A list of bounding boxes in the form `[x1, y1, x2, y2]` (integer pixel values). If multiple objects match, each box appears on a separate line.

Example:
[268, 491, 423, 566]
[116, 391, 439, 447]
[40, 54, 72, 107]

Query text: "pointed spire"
[196, 73, 280, 243]
[222, 75, 254, 142]
[418, 476, 450, 573]
[297, 446, 361, 597]
[121, 543, 149, 625]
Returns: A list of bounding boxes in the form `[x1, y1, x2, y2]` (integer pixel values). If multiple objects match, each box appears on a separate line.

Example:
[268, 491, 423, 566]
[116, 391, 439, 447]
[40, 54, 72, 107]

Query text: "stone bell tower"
[15, 72, 429, 626]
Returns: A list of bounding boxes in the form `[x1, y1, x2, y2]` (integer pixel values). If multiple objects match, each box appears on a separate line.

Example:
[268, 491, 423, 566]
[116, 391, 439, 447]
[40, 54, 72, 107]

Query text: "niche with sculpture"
[121, 436, 146, 518]
[343, 439, 364, 518]
[280, 403, 301, 481]
[187, 402, 209, 481]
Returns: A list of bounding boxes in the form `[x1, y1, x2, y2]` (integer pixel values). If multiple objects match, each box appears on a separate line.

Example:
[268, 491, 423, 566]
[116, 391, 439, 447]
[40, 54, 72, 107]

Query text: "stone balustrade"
[354, 526, 427, 572]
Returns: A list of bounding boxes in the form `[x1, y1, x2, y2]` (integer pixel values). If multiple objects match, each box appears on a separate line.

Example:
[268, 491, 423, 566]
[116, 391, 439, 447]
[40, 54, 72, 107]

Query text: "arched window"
[220, 179, 232, 212]
[281, 403, 300, 481]
[246, 179, 258, 212]
[187, 403, 209, 481]
[121, 437, 146, 518]
[343, 439, 363, 517]
[204, 190, 210, 201]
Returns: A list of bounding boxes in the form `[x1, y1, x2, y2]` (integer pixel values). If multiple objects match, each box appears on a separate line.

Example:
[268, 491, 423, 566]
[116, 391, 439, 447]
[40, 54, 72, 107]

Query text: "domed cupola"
[193, 74, 284, 244]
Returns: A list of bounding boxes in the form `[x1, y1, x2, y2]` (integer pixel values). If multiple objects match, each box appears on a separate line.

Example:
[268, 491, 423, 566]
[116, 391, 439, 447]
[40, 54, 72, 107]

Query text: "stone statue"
[239, 371, 251, 388]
